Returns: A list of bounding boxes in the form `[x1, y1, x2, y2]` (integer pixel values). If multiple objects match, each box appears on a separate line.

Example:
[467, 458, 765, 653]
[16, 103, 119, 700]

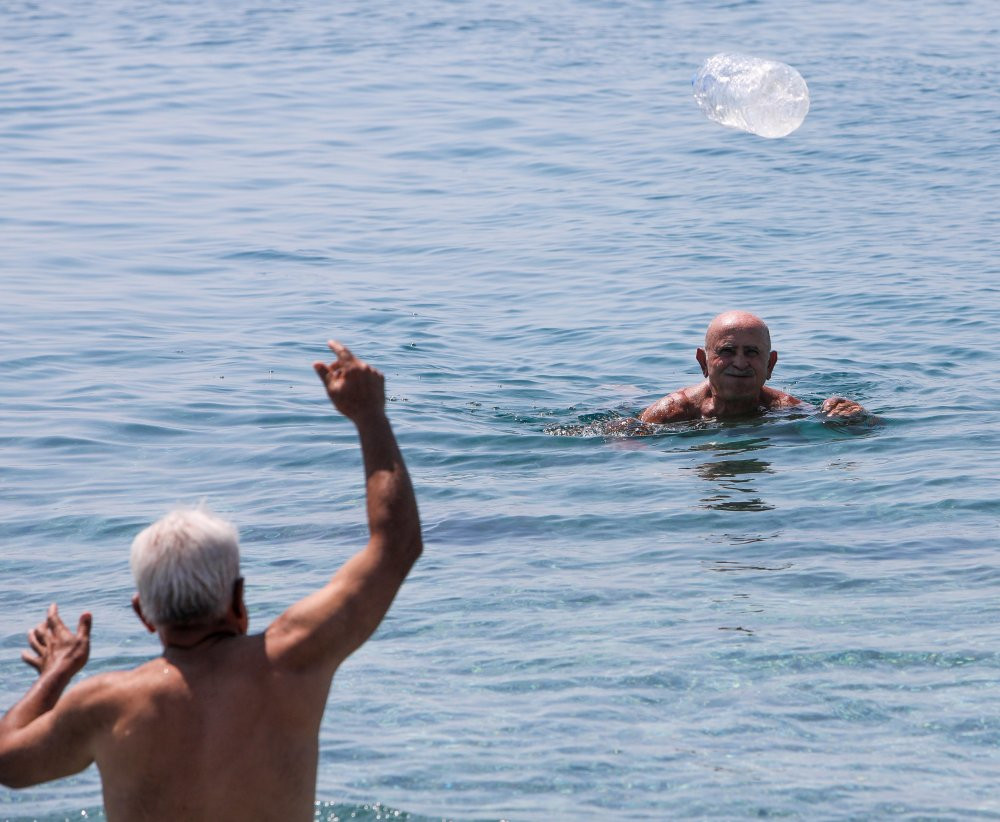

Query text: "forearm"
[0, 669, 73, 734]
[355, 412, 422, 558]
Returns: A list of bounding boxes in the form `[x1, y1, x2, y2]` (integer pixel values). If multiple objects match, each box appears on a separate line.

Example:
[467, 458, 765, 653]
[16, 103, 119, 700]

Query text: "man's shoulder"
[761, 387, 802, 409]
[640, 384, 704, 424]
[67, 663, 157, 705]
[76, 641, 278, 710]
[44, 669, 139, 732]
[68, 656, 193, 709]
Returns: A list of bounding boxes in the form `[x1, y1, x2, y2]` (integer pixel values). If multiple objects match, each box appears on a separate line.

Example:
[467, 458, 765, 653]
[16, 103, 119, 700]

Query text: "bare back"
[92, 634, 331, 821]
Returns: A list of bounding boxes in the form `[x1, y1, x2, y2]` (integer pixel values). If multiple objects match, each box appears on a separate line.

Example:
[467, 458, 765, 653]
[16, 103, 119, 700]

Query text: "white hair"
[130, 507, 240, 627]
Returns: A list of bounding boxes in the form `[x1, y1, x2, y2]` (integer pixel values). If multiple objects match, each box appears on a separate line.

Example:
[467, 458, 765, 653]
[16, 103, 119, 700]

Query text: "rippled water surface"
[2, 1, 999, 819]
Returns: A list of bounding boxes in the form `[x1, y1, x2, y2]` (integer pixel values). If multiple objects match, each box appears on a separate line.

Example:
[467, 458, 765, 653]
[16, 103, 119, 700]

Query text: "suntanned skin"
[0, 341, 422, 821]
[640, 311, 866, 424]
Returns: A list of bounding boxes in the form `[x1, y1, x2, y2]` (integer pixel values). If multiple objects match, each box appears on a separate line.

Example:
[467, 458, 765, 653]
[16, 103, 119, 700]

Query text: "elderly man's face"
[697, 325, 777, 400]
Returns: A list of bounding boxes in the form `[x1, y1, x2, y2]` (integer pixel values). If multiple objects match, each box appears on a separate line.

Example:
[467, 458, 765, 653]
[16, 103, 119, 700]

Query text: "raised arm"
[267, 341, 422, 673]
[0, 605, 97, 787]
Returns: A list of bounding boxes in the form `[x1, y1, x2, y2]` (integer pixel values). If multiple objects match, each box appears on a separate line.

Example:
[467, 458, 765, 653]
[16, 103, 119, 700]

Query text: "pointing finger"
[46, 603, 65, 632]
[77, 612, 92, 640]
[327, 340, 354, 363]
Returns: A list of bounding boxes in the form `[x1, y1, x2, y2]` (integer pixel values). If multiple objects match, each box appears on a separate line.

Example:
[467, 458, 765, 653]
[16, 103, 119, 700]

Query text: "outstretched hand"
[23, 604, 91, 680]
[821, 396, 866, 418]
[313, 340, 386, 423]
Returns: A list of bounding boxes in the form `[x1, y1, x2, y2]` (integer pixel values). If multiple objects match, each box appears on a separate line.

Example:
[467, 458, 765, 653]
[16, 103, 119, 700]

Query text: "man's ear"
[231, 578, 248, 634]
[696, 347, 708, 377]
[132, 595, 157, 633]
[767, 350, 778, 378]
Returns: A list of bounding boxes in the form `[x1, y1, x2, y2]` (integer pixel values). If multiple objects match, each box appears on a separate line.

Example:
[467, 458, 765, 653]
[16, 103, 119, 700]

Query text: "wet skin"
[640, 311, 866, 424]
[0, 342, 423, 822]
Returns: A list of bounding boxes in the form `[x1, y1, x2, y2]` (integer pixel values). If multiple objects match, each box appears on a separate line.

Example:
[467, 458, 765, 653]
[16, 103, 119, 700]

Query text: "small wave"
[222, 248, 332, 264]
[314, 801, 460, 821]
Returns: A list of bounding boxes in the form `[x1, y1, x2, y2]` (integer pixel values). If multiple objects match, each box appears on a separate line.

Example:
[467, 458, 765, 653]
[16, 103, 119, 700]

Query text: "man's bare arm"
[639, 390, 699, 424]
[0, 605, 98, 787]
[267, 341, 422, 673]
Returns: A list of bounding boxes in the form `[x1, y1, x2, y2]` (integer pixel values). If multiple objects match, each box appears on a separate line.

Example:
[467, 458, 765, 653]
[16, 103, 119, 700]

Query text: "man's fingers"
[315, 362, 347, 388]
[327, 340, 354, 363]
[21, 650, 42, 671]
[28, 627, 45, 652]
[822, 396, 864, 418]
[822, 397, 858, 415]
[46, 603, 64, 631]
[77, 612, 92, 641]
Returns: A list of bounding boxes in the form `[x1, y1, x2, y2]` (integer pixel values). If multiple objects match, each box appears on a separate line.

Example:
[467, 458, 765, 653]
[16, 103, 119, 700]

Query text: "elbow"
[407, 534, 423, 567]
[0, 749, 13, 788]
[0, 739, 48, 789]
[406, 506, 424, 563]
[0, 758, 32, 790]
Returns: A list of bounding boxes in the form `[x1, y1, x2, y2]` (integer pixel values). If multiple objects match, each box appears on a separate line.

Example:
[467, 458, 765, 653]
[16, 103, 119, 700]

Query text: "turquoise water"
[2, 1, 999, 818]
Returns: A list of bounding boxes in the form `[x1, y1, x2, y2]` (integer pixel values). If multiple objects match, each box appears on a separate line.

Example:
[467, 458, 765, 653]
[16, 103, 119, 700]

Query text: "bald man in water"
[640, 311, 866, 423]
[0, 342, 422, 820]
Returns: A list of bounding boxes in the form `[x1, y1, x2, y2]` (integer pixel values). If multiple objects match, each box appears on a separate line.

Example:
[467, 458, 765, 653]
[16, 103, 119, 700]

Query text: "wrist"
[36, 658, 81, 689]
[353, 409, 390, 432]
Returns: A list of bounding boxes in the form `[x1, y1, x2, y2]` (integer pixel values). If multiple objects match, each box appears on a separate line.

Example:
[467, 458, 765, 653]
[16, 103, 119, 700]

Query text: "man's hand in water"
[821, 396, 866, 418]
[313, 340, 386, 423]
[23, 604, 91, 682]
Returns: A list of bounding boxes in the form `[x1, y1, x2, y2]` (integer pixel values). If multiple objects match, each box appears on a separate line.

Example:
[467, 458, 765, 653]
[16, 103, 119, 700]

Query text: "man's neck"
[160, 622, 241, 653]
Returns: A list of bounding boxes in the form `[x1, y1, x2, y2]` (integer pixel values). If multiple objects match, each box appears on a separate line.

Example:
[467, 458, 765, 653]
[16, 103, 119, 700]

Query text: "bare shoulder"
[0, 670, 124, 786]
[762, 387, 802, 410]
[58, 669, 147, 722]
[263, 578, 365, 676]
[57, 670, 122, 710]
[640, 385, 703, 424]
[73, 658, 201, 712]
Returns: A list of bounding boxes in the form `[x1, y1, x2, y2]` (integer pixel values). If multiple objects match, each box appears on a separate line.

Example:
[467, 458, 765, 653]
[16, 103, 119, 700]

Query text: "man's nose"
[734, 351, 748, 368]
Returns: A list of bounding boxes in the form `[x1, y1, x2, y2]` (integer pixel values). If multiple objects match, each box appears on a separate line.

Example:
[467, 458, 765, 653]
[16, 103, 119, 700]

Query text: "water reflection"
[704, 559, 792, 572]
[686, 455, 775, 512]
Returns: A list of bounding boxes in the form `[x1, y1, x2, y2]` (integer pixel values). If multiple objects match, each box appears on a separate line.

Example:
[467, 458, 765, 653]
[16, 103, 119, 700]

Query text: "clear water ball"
[692, 53, 810, 139]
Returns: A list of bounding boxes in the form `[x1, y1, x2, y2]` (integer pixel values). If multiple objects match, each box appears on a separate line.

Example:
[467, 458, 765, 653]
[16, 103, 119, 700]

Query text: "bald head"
[705, 311, 771, 352]
[695, 311, 778, 404]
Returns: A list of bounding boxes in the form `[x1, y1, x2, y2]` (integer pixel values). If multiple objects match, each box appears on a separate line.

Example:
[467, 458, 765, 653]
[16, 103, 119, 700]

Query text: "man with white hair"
[0, 341, 423, 820]
[640, 310, 867, 423]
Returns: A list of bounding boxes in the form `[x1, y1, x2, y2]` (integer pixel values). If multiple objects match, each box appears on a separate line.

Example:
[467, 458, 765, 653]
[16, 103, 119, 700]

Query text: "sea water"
[1, 1, 999, 819]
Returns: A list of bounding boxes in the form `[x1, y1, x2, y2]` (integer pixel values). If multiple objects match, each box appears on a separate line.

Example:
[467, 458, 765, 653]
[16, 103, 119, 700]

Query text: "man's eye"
[719, 348, 733, 355]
